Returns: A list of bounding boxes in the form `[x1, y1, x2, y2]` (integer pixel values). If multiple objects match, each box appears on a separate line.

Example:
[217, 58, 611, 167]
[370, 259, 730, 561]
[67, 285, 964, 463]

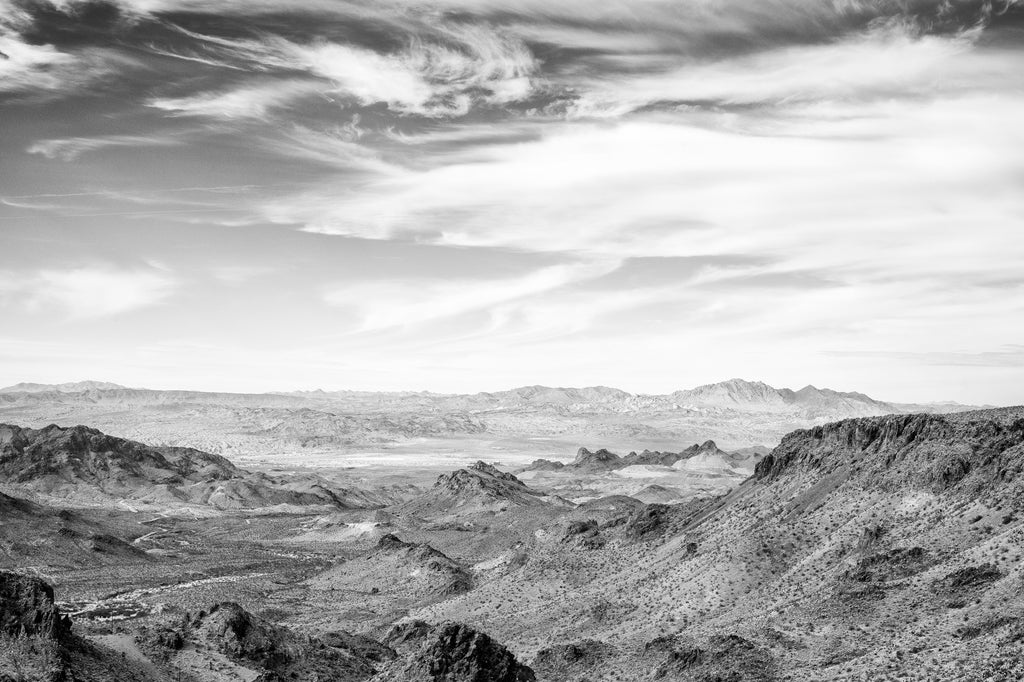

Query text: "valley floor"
[3, 409, 1024, 681]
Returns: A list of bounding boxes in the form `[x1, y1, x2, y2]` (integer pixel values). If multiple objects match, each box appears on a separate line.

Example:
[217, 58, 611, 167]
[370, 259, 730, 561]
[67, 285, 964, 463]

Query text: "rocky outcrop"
[649, 633, 775, 681]
[0, 572, 71, 641]
[624, 503, 669, 541]
[562, 519, 604, 549]
[754, 412, 1024, 497]
[523, 459, 564, 471]
[571, 441, 752, 472]
[189, 602, 388, 680]
[372, 535, 472, 596]
[396, 461, 564, 517]
[531, 639, 612, 679]
[379, 621, 535, 682]
[436, 463, 531, 498]
[621, 449, 682, 467]
[572, 448, 622, 470]
[199, 602, 290, 670]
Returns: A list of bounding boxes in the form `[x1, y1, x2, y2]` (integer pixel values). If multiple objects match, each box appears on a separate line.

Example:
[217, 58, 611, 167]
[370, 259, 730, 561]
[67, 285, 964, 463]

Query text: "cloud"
[264, 89, 1024, 266]
[168, 23, 538, 118]
[323, 260, 618, 331]
[147, 79, 322, 120]
[0, 2, 138, 96]
[0, 267, 178, 318]
[566, 21, 991, 116]
[26, 134, 184, 160]
[0, 33, 77, 92]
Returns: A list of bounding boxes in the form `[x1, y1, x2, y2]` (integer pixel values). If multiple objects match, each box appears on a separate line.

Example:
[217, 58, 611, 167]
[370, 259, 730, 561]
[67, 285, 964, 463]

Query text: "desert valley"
[3, 0, 1022, 678]
[1, 380, 1022, 681]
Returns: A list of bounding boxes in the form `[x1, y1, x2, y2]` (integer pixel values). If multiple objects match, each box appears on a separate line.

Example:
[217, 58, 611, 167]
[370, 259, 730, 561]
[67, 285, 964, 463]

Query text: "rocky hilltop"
[0, 423, 388, 510]
[397, 461, 566, 518]
[756, 410, 1024, 495]
[379, 620, 536, 681]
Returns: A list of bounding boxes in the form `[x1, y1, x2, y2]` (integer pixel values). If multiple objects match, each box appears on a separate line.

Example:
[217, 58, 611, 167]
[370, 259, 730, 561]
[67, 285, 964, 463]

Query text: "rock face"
[0, 571, 71, 641]
[379, 621, 535, 682]
[754, 412, 1024, 497]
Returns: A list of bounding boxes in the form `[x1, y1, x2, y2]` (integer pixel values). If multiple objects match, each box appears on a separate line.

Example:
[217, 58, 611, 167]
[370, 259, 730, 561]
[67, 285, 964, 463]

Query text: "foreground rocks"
[378, 620, 536, 682]
[0, 572, 71, 642]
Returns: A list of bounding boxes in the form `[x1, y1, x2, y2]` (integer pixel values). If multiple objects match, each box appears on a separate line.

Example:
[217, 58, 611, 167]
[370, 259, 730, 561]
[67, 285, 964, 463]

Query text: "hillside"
[0, 423, 388, 511]
[410, 407, 1024, 680]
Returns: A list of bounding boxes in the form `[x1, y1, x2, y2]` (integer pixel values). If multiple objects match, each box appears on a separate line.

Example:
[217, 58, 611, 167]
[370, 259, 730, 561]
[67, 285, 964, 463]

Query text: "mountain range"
[0, 379, 983, 459]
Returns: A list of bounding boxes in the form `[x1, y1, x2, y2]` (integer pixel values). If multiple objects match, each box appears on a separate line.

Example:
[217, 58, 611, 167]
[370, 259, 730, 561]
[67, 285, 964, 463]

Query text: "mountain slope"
[413, 407, 1024, 681]
[0, 423, 386, 510]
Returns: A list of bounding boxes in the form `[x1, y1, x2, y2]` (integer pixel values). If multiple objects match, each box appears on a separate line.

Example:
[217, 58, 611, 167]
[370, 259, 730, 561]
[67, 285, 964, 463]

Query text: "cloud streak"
[0, 266, 178, 318]
[27, 134, 185, 160]
[323, 260, 619, 332]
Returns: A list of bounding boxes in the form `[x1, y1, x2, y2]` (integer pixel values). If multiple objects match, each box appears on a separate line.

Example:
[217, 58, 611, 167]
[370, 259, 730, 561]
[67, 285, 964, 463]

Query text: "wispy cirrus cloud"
[323, 260, 618, 332]
[146, 79, 323, 120]
[2, 0, 1023, 403]
[0, 33, 107, 94]
[0, 266, 178, 318]
[27, 133, 185, 160]
[156, 23, 539, 119]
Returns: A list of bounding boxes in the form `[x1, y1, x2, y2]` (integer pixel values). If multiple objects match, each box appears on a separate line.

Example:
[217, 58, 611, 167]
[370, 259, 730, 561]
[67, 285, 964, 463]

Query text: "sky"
[0, 0, 1022, 404]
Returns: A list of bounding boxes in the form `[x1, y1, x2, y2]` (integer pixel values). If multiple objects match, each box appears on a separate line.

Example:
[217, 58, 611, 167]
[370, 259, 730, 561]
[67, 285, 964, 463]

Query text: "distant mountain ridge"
[0, 380, 128, 393]
[0, 378, 987, 456]
[0, 377, 978, 412]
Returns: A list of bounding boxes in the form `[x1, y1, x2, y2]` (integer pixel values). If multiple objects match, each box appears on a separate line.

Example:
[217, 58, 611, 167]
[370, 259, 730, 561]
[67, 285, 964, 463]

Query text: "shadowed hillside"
[0, 423, 390, 511]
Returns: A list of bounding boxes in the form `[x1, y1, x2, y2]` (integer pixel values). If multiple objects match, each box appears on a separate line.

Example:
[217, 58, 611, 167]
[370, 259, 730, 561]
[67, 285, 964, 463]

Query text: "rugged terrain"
[0, 379, 978, 465]
[0, 423, 392, 511]
[2, 407, 1023, 680]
